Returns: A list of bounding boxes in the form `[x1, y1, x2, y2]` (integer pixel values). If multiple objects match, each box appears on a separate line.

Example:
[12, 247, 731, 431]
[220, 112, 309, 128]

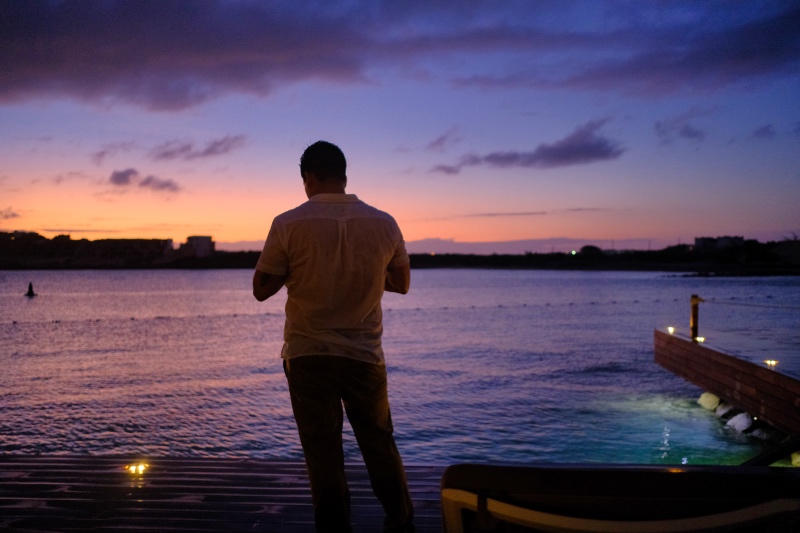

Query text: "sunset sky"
[1, 1, 799, 253]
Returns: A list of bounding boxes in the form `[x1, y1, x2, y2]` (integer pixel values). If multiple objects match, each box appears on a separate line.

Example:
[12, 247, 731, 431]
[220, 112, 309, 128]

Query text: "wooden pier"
[0, 456, 445, 532]
[654, 329, 800, 437]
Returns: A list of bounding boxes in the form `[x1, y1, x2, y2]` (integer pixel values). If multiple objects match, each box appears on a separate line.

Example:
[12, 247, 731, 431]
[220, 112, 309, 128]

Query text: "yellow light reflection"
[126, 463, 149, 475]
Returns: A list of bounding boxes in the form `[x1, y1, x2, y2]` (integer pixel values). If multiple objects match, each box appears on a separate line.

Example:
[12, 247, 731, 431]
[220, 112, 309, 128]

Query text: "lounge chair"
[441, 463, 800, 532]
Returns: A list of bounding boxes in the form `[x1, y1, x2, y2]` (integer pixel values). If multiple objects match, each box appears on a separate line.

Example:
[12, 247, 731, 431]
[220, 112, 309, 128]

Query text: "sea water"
[1, 269, 798, 465]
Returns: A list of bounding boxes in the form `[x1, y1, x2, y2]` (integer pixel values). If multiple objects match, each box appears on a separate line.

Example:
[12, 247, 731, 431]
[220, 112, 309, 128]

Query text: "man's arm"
[385, 263, 410, 295]
[252, 269, 287, 301]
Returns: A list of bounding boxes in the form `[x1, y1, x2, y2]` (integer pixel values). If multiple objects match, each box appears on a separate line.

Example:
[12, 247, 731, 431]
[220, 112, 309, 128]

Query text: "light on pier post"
[690, 294, 705, 342]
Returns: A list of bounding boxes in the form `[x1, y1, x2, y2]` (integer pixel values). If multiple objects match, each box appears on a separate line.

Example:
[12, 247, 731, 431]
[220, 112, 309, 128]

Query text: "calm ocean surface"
[2, 269, 798, 466]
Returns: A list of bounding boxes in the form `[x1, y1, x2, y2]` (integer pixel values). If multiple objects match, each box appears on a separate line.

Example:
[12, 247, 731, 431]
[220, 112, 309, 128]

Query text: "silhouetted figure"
[25, 282, 36, 297]
[253, 141, 414, 533]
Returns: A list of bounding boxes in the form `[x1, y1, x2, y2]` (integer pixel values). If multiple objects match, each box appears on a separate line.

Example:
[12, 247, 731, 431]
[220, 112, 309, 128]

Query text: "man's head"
[300, 141, 347, 183]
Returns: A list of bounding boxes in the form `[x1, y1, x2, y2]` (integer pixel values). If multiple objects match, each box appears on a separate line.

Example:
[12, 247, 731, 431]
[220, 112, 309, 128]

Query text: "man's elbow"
[386, 266, 410, 294]
[252, 271, 271, 301]
[253, 271, 287, 301]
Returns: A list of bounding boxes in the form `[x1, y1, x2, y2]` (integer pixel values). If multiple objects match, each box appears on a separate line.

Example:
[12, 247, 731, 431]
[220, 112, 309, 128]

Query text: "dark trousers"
[285, 355, 414, 533]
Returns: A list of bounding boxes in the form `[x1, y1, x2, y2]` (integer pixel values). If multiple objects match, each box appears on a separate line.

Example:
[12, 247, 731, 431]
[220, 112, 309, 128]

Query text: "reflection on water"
[1, 269, 798, 464]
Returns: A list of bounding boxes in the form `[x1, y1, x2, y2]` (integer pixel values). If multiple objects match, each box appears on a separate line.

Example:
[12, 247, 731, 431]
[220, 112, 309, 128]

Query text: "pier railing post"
[690, 294, 704, 342]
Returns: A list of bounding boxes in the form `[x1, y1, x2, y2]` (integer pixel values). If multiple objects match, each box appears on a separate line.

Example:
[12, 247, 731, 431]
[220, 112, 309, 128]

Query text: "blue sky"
[1, 0, 798, 253]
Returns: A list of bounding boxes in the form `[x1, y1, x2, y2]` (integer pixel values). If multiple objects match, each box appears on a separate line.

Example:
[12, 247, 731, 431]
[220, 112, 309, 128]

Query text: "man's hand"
[385, 263, 410, 295]
[253, 270, 287, 301]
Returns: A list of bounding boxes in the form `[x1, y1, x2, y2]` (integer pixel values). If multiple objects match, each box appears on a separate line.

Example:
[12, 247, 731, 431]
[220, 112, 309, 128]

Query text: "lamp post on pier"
[691, 294, 705, 342]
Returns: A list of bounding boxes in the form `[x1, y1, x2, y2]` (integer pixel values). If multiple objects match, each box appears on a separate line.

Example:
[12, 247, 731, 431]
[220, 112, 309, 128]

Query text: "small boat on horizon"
[25, 282, 36, 297]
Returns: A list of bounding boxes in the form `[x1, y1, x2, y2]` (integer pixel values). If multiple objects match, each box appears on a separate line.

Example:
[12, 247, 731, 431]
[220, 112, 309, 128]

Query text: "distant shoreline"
[2, 250, 799, 276]
[3, 231, 799, 274]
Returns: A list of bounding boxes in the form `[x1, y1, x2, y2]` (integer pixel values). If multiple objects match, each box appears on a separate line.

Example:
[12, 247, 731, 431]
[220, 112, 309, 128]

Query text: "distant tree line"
[409, 241, 799, 275]
[2, 231, 799, 274]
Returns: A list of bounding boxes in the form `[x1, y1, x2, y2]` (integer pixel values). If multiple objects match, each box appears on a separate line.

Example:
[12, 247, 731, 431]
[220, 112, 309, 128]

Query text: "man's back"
[257, 193, 408, 363]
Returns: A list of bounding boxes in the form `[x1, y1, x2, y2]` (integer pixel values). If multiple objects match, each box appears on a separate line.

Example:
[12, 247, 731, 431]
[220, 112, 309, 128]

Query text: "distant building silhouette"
[694, 236, 745, 251]
[179, 236, 215, 257]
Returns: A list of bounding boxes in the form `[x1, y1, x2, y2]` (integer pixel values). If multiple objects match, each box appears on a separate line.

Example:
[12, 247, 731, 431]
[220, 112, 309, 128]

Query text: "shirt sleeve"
[256, 218, 289, 275]
[388, 222, 410, 269]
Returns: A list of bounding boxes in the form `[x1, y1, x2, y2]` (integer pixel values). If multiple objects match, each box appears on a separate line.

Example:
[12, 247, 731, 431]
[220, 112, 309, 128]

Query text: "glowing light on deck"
[667, 326, 675, 334]
[126, 463, 149, 475]
[695, 337, 705, 343]
[571, 250, 577, 255]
[764, 360, 778, 368]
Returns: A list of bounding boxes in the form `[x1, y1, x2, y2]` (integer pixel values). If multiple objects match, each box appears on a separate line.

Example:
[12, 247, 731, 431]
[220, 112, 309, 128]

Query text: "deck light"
[764, 360, 778, 369]
[667, 326, 675, 334]
[126, 463, 149, 475]
[695, 337, 705, 343]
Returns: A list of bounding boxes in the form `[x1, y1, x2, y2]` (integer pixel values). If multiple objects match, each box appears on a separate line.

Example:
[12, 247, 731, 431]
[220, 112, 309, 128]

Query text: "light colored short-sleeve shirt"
[256, 193, 409, 364]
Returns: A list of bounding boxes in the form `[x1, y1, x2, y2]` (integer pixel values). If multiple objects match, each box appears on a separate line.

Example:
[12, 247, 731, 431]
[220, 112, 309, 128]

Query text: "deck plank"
[0, 456, 444, 532]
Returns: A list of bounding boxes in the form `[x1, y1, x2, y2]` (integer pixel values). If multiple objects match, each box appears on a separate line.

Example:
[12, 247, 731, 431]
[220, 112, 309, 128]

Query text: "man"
[252, 141, 414, 533]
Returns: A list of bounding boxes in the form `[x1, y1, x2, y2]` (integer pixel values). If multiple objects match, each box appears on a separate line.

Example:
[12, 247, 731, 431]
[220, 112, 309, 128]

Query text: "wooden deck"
[654, 329, 800, 436]
[0, 456, 445, 532]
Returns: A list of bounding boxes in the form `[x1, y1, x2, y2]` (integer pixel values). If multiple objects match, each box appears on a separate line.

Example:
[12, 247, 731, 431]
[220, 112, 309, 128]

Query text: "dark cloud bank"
[109, 169, 180, 193]
[431, 119, 624, 174]
[0, 1, 798, 110]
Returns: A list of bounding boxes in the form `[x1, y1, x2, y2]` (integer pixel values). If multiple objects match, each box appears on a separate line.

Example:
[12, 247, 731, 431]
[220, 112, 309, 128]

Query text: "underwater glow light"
[126, 463, 149, 475]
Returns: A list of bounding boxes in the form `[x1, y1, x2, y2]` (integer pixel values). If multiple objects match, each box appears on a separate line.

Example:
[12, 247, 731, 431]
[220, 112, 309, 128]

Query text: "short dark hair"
[299, 141, 347, 182]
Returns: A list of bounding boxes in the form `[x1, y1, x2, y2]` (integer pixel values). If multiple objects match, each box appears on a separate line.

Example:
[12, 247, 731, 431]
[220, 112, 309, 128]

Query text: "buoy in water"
[25, 282, 36, 298]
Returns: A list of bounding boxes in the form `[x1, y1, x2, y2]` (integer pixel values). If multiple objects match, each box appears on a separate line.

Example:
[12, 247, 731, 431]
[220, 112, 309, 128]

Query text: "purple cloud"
[565, 13, 798, 95]
[431, 119, 624, 174]
[461, 211, 547, 218]
[109, 168, 139, 186]
[191, 135, 247, 158]
[51, 171, 90, 185]
[0, 1, 369, 110]
[139, 176, 181, 192]
[42, 228, 120, 233]
[91, 141, 137, 165]
[108, 168, 180, 193]
[0, 2, 797, 110]
[427, 128, 461, 152]
[654, 107, 716, 144]
[150, 141, 194, 161]
[655, 121, 705, 143]
[1, 207, 20, 220]
[753, 124, 776, 140]
[457, 6, 800, 96]
[150, 135, 246, 160]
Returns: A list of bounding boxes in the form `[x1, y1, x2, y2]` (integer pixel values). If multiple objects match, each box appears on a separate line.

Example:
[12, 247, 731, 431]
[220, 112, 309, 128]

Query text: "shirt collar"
[309, 193, 359, 203]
